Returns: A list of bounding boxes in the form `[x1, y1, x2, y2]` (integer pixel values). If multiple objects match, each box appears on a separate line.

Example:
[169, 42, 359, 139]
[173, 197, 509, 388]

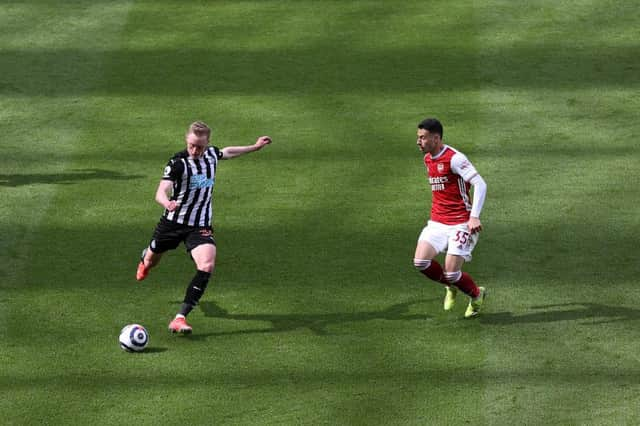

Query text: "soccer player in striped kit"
[413, 118, 488, 317]
[136, 121, 272, 333]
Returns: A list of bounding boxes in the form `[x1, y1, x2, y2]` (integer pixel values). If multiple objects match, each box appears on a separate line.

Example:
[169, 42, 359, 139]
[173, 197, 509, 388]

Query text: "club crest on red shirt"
[437, 163, 445, 173]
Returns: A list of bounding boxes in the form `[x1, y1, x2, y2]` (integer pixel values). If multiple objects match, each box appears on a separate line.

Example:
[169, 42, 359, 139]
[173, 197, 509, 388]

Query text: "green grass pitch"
[2, 1, 640, 424]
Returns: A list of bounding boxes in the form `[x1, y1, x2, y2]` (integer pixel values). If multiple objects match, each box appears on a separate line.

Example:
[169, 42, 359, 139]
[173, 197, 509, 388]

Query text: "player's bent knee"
[197, 263, 214, 273]
[443, 271, 462, 284]
[413, 258, 431, 271]
[193, 258, 214, 273]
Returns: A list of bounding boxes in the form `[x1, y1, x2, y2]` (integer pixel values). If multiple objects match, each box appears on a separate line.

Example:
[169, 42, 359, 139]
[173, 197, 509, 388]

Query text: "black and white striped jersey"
[161, 146, 224, 227]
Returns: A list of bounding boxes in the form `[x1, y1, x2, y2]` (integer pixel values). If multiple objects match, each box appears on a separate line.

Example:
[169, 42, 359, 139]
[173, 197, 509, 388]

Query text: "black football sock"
[179, 270, 211, 316]
[179, 303, 194, 316]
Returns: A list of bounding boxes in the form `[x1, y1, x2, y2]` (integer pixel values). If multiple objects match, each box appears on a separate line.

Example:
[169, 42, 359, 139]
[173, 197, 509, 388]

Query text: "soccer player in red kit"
[413, 118, 487, 317]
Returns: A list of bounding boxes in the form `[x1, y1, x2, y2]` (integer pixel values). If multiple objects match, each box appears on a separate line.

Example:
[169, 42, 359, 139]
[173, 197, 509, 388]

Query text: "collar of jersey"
[431, 144, 448, 160]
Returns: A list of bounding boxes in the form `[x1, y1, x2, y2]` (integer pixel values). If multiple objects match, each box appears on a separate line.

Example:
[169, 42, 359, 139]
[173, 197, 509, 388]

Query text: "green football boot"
[464, 287, 487, 318]
[443, 286, 457, 311]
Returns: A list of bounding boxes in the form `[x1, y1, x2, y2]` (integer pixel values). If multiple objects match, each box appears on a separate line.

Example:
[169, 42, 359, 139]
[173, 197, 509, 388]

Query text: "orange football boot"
[136, 262, 149, 281]
[168, 317, 193, 334]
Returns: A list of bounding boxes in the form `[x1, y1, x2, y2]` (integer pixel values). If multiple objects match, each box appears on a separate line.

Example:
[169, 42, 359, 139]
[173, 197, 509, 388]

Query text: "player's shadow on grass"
[0, 168, 143, 186]
[480, 303, 640, 325]
[194, 299, 433, 337]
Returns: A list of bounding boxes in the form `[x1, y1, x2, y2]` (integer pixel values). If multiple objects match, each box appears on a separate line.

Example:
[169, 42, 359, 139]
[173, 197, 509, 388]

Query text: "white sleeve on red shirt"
[450, 152, 478, 181]
[468, 174, 486, 218]
[451, 153, 486, 218]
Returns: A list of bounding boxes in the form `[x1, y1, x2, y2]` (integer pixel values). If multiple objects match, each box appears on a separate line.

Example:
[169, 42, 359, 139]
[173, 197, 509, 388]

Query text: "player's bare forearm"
[155, 180, 177, 211]
[221, 136, 272, 159]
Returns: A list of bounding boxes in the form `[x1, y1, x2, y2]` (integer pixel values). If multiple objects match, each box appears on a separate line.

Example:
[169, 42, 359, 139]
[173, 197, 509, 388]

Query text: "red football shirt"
[424, 145, 478, 225]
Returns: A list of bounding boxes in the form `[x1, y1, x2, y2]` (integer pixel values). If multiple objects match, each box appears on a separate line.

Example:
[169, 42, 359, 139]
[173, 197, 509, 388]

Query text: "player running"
[413, 118, 488, 317]
[136, 121, 272, 334]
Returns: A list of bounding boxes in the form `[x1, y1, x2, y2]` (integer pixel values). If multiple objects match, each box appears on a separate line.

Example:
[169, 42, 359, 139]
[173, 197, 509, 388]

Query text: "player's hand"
[468, 217, 482, 234]
[254, 136, 272, 150]
[166, 200, 178, 212]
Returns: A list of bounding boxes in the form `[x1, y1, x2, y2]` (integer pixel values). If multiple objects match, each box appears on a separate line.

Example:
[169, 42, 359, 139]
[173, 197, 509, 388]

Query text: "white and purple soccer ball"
[119, 324, 149, 352]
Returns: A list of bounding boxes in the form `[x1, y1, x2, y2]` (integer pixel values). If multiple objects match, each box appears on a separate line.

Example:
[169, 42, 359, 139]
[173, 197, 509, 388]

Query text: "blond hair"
[187, 121, 211, 141]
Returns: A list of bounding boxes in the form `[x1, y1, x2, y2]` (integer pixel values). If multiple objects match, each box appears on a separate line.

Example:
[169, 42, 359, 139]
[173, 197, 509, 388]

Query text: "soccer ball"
[119, 324, 149, 352]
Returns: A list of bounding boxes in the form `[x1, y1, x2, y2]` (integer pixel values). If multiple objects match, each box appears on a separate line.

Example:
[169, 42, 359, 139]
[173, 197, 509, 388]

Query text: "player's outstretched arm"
[221, 136, 272, 159]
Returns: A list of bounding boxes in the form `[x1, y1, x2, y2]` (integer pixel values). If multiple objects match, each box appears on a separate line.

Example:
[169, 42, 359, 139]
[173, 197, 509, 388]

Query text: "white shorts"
[417, 220, 479, 262]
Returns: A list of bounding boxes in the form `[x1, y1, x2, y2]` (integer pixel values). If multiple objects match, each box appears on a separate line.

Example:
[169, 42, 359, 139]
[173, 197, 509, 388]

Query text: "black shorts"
[148, 218, 216, 253]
